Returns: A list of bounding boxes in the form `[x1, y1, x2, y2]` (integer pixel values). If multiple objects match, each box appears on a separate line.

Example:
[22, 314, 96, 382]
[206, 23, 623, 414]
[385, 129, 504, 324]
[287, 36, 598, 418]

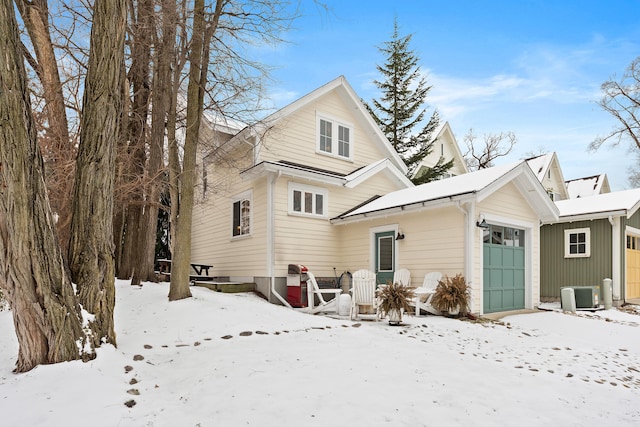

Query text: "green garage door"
[483, 225, 525, 313]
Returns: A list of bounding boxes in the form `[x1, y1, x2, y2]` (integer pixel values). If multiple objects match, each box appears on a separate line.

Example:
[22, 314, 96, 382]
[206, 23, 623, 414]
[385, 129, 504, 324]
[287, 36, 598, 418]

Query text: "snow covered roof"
[551, 188, 640, 222]
[526, 153, 554, 182]
[202, 111, 246, 135]
[565, 174, 610, 199]
[332, 161, 558, 223]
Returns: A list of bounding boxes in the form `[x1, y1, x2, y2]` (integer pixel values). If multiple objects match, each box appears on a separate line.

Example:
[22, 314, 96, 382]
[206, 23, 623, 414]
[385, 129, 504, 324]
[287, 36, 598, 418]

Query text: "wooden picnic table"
[156, 259, 213, 276]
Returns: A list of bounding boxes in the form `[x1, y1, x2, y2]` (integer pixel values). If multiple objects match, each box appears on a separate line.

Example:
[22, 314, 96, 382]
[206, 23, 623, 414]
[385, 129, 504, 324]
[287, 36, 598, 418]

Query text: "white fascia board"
[336, 83, 408, 175]
[546, 210, 627, 224]
[627, 199, 640, 218]
[331, 193, 476, 225]
[345, 159, 413, 189]
[475, 163, 524, 203]
[240, 162, 345, 187]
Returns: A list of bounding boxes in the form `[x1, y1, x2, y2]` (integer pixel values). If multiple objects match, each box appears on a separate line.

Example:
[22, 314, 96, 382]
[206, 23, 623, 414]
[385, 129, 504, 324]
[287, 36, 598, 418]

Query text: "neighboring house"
[540, 188, 640, 304]
[525, 153, 570, 201]
[190, 76, 559, 315]
[565, 174, 611, 198]
[411, 121, 469, 181]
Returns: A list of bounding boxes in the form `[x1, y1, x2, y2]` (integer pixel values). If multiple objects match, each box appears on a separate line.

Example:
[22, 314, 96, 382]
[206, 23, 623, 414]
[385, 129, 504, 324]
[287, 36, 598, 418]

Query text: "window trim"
[231, 190, 252, 239]
[564, 227, 590, 258]
[316, 113, 354, 161]
[288, 182, 328, 218]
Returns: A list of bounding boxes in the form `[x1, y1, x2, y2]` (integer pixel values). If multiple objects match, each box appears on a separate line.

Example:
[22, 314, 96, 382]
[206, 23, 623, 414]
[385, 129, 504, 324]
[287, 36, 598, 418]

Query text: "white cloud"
[266, 89, 299, 109]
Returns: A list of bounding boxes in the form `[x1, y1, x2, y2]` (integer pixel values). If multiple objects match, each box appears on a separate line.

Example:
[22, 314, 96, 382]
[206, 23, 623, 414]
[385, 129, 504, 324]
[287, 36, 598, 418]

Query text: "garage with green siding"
[483, 224, 526, 313]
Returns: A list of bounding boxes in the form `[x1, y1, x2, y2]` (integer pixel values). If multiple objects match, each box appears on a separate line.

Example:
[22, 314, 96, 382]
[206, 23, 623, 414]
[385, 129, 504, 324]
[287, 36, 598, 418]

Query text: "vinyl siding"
[272, 171, 404, 277]
[191, 142, 268, 278]
[337, 205, 467, 288]
[540, 219, 612, 298]
[257, 91, 390, 174]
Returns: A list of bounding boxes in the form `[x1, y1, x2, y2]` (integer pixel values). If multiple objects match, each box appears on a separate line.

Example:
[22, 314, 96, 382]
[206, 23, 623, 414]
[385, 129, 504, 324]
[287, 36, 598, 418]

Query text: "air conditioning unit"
[560, 286, 600, 309]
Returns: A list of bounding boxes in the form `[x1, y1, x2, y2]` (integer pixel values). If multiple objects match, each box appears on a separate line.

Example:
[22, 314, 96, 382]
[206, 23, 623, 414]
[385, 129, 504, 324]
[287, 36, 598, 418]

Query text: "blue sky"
[259, 0, 640, 190]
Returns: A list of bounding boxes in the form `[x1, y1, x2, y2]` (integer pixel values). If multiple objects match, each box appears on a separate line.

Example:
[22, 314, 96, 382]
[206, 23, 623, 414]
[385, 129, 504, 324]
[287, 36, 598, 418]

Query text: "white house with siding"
[191, 76, 559, 315]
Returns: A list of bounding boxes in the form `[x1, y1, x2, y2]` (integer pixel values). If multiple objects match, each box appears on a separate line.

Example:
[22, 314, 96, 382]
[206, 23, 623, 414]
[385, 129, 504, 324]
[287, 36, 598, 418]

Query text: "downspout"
[267, 171, 290, 307]
[456, 201, 476, 312]
[609, 216, 621, 302]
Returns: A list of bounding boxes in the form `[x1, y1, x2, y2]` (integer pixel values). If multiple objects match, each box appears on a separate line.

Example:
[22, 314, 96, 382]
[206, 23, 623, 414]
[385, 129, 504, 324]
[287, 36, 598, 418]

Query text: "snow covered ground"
[1, 280, 640, 426]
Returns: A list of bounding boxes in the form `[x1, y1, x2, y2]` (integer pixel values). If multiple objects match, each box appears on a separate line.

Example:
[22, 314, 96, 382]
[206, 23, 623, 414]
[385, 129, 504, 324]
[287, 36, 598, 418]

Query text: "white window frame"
[316, 113, 353, 161]
[288, 182, 327, 218]
[231, 190, 252, 239]
[564, 227, 590, 258]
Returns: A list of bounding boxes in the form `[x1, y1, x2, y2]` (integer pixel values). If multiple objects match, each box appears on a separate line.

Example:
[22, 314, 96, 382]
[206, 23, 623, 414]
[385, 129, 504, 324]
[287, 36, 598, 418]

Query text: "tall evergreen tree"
[367, 20, 453, 184]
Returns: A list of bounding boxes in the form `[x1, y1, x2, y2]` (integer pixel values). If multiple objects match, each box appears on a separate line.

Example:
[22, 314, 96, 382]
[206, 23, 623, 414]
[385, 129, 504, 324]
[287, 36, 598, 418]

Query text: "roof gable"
[526, 152, 570, 200]
[242, 76, 408, 175]
[412, 121, 469, 179]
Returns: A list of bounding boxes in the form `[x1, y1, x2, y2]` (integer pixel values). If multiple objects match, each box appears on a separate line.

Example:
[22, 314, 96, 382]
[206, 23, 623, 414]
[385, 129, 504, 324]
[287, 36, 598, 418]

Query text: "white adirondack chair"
[350, 269, 379, 321]
[414, 272, 443, 315]
[306, 271, 342, 314]
[392, 268, 411, 287]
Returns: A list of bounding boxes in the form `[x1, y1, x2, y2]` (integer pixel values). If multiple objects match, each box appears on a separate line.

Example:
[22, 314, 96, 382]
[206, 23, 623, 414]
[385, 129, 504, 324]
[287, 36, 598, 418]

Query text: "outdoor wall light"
[476, 214, 489, 230]
[396, 231, 405, 240]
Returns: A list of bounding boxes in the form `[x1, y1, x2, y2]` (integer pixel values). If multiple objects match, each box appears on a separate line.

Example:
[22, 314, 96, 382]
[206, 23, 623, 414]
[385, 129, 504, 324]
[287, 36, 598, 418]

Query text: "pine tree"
[367, 20, 453, 184]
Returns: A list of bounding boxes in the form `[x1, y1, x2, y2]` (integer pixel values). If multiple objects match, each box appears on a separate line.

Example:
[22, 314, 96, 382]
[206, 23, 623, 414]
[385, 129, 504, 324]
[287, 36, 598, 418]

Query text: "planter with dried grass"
[431, 274, 470, 317]
[377, 282, 415, 325]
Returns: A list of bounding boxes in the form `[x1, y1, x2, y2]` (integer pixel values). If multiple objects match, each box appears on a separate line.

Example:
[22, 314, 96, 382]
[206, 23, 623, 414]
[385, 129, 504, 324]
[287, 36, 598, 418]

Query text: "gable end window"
[289, 182, 327, 218]
[564, 228, 590, 258]
[232, 191, 252, 238]
[317, 114, 353, 160]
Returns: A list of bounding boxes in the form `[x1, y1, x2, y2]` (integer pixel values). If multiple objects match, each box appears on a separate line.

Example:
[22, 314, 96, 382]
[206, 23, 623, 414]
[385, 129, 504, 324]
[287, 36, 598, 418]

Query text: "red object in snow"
[286, 264, 308, 308]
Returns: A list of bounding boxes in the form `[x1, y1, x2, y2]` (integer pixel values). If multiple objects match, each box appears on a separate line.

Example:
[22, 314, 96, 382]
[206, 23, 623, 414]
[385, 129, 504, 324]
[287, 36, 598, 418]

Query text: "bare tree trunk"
[136, 0, 177, 283]
[15, 0, 75, 255]
[114, 65, 130, 277]
[68, 0, 126, 347]
[0, 0, 86, 373]
[167, 0, 188, 259]
[128, 0, 154, 286]
[169, 0, 212, 300]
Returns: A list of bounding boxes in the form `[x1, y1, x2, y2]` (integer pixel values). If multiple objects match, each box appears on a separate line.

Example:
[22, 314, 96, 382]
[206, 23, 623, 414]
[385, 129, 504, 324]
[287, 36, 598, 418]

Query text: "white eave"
[240, 161, 345, 187]
[240, 158, 412, 190]
[345, 158, 413, 189]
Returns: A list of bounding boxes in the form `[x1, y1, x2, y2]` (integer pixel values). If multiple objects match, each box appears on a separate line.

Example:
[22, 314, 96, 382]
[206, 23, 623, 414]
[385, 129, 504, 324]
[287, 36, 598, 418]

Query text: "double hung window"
[232, 191, 252, 237]
[317, 115, 352, 160]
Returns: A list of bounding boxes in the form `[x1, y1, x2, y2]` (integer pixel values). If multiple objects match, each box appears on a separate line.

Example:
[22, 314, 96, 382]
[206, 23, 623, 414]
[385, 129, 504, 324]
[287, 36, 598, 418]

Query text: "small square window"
[564, 228, 590, 258]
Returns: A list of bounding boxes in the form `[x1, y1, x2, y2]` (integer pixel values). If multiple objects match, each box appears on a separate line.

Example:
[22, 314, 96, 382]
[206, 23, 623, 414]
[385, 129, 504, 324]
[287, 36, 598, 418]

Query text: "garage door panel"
[515, 250, 525, 266]
[502, 270, 515, 289]
[503, 250, 514, 266]
[489, 269, 502, 287]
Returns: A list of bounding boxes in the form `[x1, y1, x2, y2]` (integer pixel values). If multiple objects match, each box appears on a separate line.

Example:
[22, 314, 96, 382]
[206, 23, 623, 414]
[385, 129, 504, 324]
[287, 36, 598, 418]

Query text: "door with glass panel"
[375, 231, 395, 286]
